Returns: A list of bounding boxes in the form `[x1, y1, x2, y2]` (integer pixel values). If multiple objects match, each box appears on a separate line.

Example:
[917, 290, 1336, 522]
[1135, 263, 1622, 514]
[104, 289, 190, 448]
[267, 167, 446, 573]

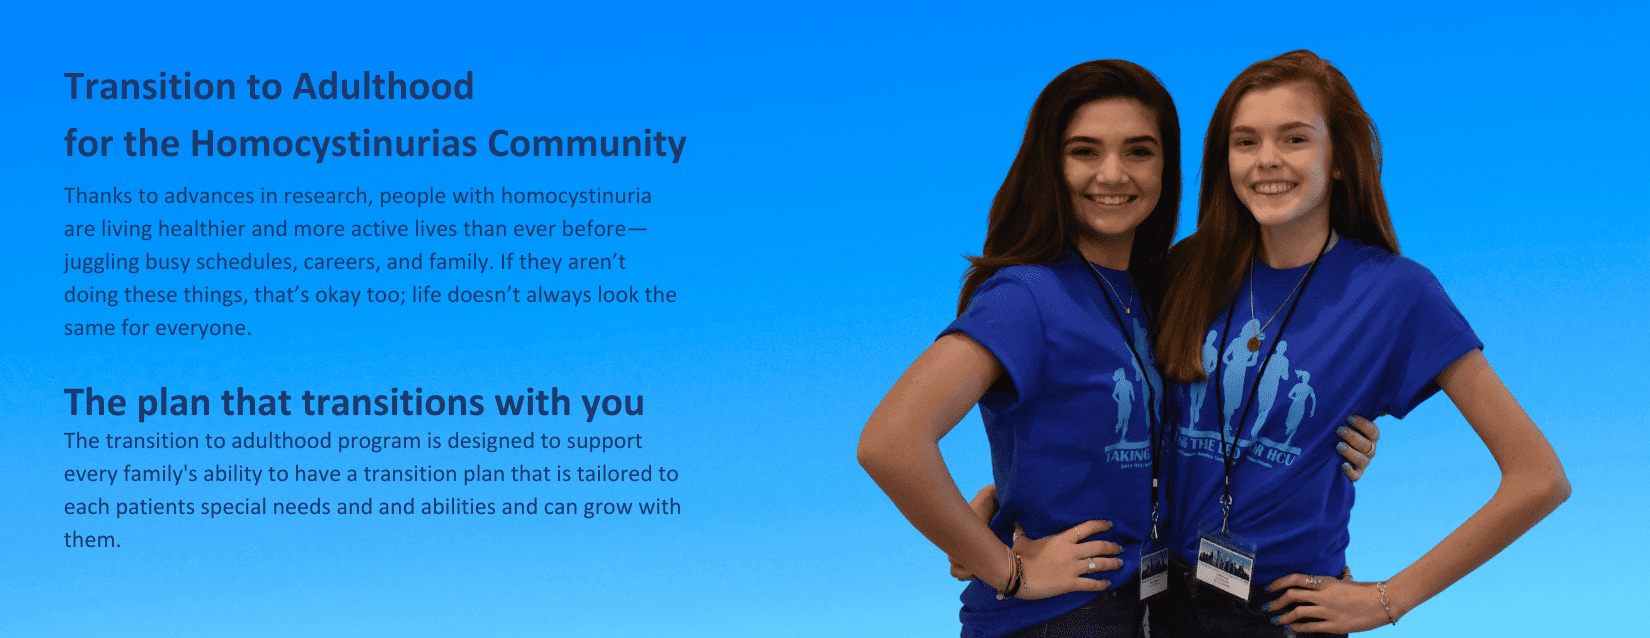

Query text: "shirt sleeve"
[939, 273, 1047, 408]
[1379, 261, 1484, 419]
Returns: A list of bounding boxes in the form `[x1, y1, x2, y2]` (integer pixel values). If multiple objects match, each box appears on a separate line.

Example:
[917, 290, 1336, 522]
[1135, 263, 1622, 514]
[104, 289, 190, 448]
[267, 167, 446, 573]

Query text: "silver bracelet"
[1377, 581, 1397, 625]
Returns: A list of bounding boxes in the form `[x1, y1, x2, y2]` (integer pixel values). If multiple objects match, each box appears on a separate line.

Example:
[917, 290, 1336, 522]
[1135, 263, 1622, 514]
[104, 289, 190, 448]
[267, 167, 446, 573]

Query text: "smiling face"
[1062, 98, 1163, 266]
[1228, 81, 1334, 238]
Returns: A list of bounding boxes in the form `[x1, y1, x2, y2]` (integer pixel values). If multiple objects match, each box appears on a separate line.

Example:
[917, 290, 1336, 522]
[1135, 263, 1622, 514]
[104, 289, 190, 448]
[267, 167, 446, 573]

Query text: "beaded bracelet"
[1377, 581, 1397, 625]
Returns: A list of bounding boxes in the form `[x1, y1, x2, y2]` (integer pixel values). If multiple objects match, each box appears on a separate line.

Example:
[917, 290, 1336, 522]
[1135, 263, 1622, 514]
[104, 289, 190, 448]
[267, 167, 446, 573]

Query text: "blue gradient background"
[4, 2, 1644, 636]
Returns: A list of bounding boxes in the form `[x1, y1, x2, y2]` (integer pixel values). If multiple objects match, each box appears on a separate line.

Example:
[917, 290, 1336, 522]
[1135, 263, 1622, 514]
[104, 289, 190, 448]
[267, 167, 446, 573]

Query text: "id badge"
[1139, 541, 1169, 600]
[1194, 529, 1256, 601]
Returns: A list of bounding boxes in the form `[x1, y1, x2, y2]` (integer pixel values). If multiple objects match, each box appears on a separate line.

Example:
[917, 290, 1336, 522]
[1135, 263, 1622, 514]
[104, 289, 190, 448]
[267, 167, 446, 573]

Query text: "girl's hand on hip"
[1264, 573, 1396, 634]
[1009, 520, 1122, 600]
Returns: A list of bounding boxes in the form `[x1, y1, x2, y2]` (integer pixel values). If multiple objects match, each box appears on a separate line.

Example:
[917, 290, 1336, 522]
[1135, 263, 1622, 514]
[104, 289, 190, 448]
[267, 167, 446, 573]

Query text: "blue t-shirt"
[1167, 237, 1482, 583]
[941, 250, 1163, 638]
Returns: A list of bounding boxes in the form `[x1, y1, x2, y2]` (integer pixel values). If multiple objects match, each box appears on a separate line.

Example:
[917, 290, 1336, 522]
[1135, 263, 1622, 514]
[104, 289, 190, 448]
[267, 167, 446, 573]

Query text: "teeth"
[1254, 182, 1294, 195]
[1091, 195, 1133, 205]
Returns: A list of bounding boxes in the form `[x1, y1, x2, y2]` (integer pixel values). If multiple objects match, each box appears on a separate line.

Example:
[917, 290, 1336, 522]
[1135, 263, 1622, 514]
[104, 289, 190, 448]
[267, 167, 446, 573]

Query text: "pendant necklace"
[1247, 230, 1337, 352]
[1087, 260, 1134, 315]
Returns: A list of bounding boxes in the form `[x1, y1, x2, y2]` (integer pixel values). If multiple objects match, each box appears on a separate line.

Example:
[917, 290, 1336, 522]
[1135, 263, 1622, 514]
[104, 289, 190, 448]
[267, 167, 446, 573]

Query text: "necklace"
[1086, 260, 1134, 315]
[1247, 230, 1337, 352]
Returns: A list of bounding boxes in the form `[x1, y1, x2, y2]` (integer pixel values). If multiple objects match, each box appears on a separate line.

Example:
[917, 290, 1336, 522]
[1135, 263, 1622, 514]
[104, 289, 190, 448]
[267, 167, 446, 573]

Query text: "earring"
[1333, 170, 1344, 179]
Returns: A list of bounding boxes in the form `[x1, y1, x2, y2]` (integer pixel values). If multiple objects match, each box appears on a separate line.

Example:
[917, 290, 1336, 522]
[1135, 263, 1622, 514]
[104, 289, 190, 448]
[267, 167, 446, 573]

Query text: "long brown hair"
[958, 60, 1181, 316]
[1156, 50, 1400, 383]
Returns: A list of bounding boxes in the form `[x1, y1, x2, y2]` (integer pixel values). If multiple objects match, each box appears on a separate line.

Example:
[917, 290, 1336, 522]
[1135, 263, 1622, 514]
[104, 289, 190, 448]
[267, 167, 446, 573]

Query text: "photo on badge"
[1194, 529, 1256, 601]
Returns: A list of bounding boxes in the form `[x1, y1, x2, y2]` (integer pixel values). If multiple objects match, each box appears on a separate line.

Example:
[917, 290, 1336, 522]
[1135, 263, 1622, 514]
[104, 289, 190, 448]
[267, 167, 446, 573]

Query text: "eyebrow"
[1064, 135, 1161, 145]
[1231, 122, 1318, 134]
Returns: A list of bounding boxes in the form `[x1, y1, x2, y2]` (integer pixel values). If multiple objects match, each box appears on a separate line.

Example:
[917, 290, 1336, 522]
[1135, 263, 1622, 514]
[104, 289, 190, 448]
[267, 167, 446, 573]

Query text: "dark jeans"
[1147, 563, 1346, 638]
[1007, 580, 1144, 638]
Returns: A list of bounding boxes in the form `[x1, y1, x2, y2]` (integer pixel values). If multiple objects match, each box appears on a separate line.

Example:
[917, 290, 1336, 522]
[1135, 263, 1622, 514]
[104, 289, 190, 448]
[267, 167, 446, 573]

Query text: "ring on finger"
[1307, 575, 1322, 588]
[1367, 440, 1377, 456]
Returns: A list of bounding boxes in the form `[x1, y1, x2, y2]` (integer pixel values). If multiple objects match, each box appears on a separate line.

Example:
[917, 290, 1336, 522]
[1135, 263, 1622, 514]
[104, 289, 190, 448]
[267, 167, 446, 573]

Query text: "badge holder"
[1138, 479, 1168, 601]
[1139, 539, 1169, 600]
[1195, 524, 1256, 602]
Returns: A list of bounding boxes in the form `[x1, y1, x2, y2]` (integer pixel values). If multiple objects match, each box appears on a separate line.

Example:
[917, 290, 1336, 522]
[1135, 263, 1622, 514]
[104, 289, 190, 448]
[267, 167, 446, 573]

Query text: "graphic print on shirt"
[1220, 319, 1262, 440]
[1104, 317, 1161, 463]
[1185, 330, 1219, 430]
[1242, 341, 1290, 445]
[1178, 323, 1314, 468]
[1112, 368, 1134, 439]
[1267, 370, 1314, 452]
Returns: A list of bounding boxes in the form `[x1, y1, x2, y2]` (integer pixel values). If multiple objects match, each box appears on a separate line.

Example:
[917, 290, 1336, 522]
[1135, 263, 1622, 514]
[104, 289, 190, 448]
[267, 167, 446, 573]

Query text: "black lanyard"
[1079, 254, 1167, 543]
[1210, 231, 1332, 533]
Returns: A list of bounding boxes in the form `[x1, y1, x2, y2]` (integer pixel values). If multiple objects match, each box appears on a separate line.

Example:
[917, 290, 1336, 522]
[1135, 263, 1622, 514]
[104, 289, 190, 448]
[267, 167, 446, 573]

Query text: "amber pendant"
[1247, 336, 1261, 352]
